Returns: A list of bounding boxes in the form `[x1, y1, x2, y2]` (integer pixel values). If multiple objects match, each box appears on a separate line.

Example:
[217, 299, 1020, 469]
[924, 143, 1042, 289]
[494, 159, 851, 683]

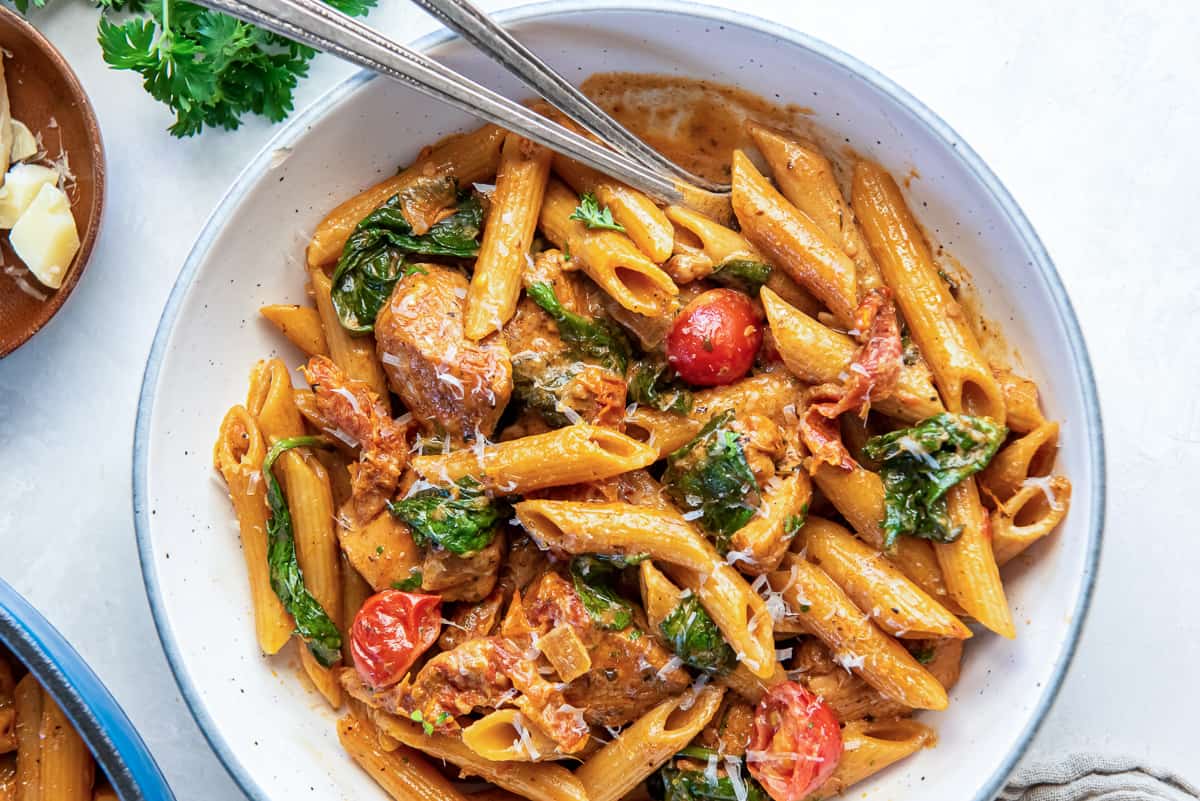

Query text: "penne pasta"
[979, 421, 1060, 502]
[338, 711, 471, 801]
[554, 155, 674, 263]
[12, 675, 40, 801]
[575, 686, 724, 801]
[935, 479, 1015, 638]
[992, 476, 1072, 566]
[411, 424, 656, 494]
[995, 367, 1046, 433]
[813, 719, 936, 798]
[516, 501, 777, 679]
[461, 710, 562, 762]
[310, 269, 390, 406]
[39, 694, 93, 801]
[747, 123, 885, 293]
[0, 660, 13, 755]
[852, 161, 1006, 421]
[338, 510, 422, 592]
[465, 134, 553, 340]
[539, 179, 678, 317]
[768, 555, 948, 710]
[760, 286, 943, 422]
[728, 471, 812, 575]
[731, 150, 858, 326]
[798, 517, 970, 640]
[259, 304, 328, 357]
[213, 405, 295, 654]
[307, 124, 505, 267]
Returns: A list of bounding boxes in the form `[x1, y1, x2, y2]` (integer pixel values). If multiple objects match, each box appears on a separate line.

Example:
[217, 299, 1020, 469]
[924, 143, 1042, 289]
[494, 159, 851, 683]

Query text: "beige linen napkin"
[1000, 755, 1198, 801]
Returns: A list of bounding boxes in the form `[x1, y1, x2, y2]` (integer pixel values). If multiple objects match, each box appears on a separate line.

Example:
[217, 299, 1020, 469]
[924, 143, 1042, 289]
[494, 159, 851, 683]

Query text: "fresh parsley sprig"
[569, 192, 625, 232]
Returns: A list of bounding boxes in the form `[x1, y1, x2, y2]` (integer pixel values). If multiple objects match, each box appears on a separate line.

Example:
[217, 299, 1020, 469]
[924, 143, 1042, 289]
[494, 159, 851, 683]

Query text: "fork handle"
[193, 0, 686, 204]
[408, 0, 729, 194]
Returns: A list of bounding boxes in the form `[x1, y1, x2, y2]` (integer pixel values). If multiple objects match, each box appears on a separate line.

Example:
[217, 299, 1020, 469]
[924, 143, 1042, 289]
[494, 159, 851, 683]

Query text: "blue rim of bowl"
[132, 3, 1106, 800]
[0, 578, 176, 801]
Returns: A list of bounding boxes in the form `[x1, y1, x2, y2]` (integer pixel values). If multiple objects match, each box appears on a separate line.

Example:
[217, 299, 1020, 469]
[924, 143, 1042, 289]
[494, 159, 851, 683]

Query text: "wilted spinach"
[570, 556, 637, 630]
[388, 478, 503, 555]
[263, 435, 342, 667]
[657, 750, 770, 801]
[662, 410, 760, 550]
[862, 413, 1007, 547]
[659, 595, 735, 675]
[527, 282, 631, 373]
[331, 183, 483, 333]
[709, 259, 773, 295]
[628, 358, 692, 415]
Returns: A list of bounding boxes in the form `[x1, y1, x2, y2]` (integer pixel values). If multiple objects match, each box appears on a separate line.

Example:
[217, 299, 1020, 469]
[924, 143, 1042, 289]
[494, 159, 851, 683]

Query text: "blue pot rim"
[0, 578, 176, 801]
[132, 4, 1107, 801]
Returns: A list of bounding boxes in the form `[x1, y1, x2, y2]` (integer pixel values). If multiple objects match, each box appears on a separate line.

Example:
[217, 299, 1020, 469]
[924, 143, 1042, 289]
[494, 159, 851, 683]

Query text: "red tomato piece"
[666, 289, 763, 386]
[351, 590, 442, 689]
[747, 681, 842, 801]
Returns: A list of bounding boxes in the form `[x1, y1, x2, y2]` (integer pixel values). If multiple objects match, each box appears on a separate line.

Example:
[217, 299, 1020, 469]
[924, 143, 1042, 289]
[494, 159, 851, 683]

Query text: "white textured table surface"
[1, 1, 1197, 798]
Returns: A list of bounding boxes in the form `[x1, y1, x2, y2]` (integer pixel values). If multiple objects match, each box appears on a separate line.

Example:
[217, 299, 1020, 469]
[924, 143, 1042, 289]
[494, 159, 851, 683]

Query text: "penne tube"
[554, 155, 674, 263]
[465, 133, 553, 340]
[39, 693, 93, 801]
[411, 424, 656, 494]
[728, 471, 812, 575]
[935, 478, 1015, 638]
[811, 719, 935, 798]
[259, 304, 328, 357]
[664, 204, 762, 267]
[13, 675, 40, 801]
[625, 371, 801, 458]
[852, 161, 1006, 421]
[995, 368, 1046, 433]
[992, 476, 1072, 566]
[718, 661, 788, 706]
[310, 269, 390, 406]
[338, 511, 422, 592]
[2, 756, 15, 801]
[308, 124, 505, 267]
[768, 555, 948, 710]
[461, 709, 562, 762]
[516, 501, 776, 678]
[760, 286, 943, 422]
[338, 712, 471, 801]
[798, 517, 970, 639]
[731, 150, 857, 326]
[575, 686, 725, 801]
[747, 123, 884, 293]
[539, 179, 678, 317]
[800, 669, 909, 723]
[980, 421, 1060, 502]
[0, 660, 13, 754]
[368, 708, 588, 801]
[213, 405, 295, 654]
[638, 561, 683, 632]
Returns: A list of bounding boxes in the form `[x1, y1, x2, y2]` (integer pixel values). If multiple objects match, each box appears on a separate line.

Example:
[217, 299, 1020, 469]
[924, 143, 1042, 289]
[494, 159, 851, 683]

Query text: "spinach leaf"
[331, 186, 484, 333]
[391, 569, 423, 591]
[628, 359, 693, 415]
[862, 413, 1007, 548]
[512, 357, 584, 428]
[659, 595, 735, 675]
[527, 282, 631, 373]
[658, 759, 770, 801]
[663, 410, 760, 550]
[263, 436, 342, 667]
[709, 259, 773, 295]
[388, 479, 502, 555]
[570, 556, 636, 631]
[569, 192, 625, 232]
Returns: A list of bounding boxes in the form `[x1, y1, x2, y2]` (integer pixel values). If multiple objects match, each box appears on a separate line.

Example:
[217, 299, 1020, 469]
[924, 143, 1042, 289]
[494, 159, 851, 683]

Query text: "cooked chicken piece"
[375, 264, 513, 441]
[522, 248, 586, 312]
[302, 356, 409, 524]
[421, 531, 505, 603]
[695, 697, 756, 756]
[439, 586, 506, 651]
[730, 413, 787, 487]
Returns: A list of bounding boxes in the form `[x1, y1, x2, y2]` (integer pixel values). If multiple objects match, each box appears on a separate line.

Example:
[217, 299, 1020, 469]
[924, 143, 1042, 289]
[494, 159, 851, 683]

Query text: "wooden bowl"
[0, 5, 104, 357]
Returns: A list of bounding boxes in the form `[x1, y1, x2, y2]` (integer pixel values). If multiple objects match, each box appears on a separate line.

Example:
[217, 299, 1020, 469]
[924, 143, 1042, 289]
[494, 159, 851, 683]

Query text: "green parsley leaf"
[662, 410, 760, 550]
[262, 436, 341, 667]
[862, 413, 1007, 548]
[569, 192, 625, 232]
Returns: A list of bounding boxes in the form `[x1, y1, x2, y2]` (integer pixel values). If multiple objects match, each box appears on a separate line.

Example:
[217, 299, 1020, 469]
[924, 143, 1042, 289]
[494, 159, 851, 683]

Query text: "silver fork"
[193, 0, 733, 207]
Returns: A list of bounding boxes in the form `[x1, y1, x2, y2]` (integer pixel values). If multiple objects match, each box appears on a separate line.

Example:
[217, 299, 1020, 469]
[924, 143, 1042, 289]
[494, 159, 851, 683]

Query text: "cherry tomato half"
[351, 590, 442, 689]
[666, 289, 762, 387]
[747, 681, 842, 801]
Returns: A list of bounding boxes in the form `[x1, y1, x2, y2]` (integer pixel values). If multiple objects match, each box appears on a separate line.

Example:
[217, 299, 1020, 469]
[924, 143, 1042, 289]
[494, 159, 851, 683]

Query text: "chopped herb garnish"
[409, 709, 435, 735]
[331, 184, 483, 333]
[783, 504, 809, 541]
[391, 569, 423, 592]
[569, 192, 625, 232]
[662, 410, 760, 550]
[570, 556, 636, 631]
[527, 281, 631, 372]
[388, 478, 503, 555]
[912, 646, 936, 665]
[659, 595, 735, 675]
[263, 436, 342, 667]
[862, 413, 1007, 547]
[628, 358, 693, 415]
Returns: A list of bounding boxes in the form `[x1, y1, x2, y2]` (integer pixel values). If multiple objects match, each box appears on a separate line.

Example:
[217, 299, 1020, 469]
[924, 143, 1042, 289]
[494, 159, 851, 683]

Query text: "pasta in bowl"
[135, 7, 1102, 801]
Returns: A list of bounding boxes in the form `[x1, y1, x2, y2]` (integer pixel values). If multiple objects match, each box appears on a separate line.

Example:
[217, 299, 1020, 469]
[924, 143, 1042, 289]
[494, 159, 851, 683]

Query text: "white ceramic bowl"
[134, 4, 1105, 801]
